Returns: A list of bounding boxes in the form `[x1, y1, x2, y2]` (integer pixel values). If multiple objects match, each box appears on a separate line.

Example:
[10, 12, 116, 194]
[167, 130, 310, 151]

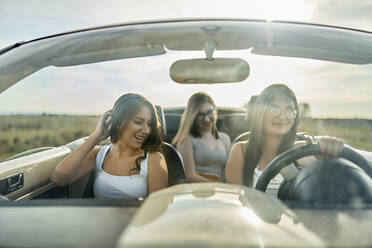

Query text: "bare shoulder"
[147, 151, 167, 172]
[92, 145, 102, 153]
[146, 151, 168, 193]
[147, 151, 166, 163]
[228, 141, 248, 160]
[176, 135, 193, 149]
[147, 151, 168, 175]
[89, 145, 103, 159]
[233, 140, 248, 151]
[225, 141, 246, 184]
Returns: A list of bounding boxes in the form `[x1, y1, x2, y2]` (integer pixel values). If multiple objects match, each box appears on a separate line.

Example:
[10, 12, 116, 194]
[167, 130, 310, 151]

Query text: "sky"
[1, 0, 372, 118]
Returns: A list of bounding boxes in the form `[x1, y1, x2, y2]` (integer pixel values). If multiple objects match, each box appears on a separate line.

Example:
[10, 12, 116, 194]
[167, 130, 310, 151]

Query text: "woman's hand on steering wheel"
[306, 135, 344, 158]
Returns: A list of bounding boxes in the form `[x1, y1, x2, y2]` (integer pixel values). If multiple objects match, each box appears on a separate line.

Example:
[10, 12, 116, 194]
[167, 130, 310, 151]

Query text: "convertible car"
[0, 19, 372, 247]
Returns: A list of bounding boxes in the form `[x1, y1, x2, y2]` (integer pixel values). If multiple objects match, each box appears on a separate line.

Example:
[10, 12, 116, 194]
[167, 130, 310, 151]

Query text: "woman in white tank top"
[173, 92, 231, 182]
[50, 93, 168, 199]
[225, 84, 344, 196]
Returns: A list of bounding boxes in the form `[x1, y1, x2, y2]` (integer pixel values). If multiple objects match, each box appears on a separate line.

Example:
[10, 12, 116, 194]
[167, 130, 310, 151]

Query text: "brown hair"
[109, 93, 163, 172]
[243, 84, 299, 186]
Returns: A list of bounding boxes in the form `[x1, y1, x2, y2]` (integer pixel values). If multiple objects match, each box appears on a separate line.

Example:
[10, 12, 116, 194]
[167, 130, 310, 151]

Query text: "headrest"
[165, 114, 181, 133]
[155, 105, 167, 136]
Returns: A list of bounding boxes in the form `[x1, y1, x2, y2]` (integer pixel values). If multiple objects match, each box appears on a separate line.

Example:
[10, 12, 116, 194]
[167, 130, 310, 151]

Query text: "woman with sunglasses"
[225, 84, 343, 196]
[173, 92, 231, 182]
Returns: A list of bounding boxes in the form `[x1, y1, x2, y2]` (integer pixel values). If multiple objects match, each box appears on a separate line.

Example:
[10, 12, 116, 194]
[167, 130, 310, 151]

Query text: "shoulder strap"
[84, 145, 110, 198]
[95, 144, 111, 171]
[140, 152, 149, 176]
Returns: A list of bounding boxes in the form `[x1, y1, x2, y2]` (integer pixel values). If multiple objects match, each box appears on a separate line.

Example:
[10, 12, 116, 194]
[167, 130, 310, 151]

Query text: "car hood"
[116, 183, 372, 247]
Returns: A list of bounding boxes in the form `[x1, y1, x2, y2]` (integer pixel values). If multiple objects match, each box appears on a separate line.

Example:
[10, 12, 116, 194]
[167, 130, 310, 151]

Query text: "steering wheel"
[255, 144, 372, 192]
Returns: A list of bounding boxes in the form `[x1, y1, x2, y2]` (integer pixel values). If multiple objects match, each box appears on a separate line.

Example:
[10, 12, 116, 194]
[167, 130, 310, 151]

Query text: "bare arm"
[147, 152, 168, 194]
[50, 110, 112, 186]
[50, 136, 101, 186]
[177, 136, 210, 182]
[225, 142, 245, 184]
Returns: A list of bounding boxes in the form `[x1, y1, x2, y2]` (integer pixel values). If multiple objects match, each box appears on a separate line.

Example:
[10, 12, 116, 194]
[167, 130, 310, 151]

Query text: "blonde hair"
[172, 92, 218, 146]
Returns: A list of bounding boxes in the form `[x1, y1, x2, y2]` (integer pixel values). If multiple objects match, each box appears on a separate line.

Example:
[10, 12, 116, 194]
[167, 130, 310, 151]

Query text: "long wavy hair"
[109, 93, 163, 173]
[172, 92, 219, 146]
[243, 84, 299, 187]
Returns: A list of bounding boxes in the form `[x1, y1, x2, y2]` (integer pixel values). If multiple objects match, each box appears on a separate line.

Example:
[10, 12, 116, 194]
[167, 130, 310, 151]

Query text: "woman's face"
[263, 94, 297, 137]
[195, 102, 216, 132]
[120, 105, 153, 148]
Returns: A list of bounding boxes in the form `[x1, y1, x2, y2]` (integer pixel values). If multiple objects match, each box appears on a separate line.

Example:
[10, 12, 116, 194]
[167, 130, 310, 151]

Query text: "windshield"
[1, 24, 371, 161]
[2, 50, 372, 117]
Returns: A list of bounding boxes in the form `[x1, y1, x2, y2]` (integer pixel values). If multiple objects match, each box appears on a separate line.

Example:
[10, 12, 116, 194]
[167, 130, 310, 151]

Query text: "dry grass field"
[0, 114, 99, 161]
[0, 115, 371, 161]
[298, 118, 372, 151]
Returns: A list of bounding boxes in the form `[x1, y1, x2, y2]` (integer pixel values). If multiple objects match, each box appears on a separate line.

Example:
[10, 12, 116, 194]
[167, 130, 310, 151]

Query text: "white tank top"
[93, 145, 148, 199]
[253, 167, 284, 197]
[240, 143, 284, 197]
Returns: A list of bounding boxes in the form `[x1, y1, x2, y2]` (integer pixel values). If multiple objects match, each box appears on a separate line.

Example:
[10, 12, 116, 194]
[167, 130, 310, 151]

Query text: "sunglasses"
[197, 109, 216, 120]
[267, 105, 297, 120]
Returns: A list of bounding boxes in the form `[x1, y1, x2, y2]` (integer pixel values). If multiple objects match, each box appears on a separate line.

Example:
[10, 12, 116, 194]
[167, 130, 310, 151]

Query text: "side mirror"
[169, 58, 250, 84]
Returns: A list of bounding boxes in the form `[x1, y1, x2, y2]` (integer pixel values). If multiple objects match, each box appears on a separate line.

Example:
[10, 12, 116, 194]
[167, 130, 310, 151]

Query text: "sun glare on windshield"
[234, 0, 313, 22]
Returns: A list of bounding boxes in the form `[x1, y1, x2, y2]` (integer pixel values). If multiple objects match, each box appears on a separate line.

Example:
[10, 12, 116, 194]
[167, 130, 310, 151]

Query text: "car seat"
[164, 114, 181, 143]
[231, 95, 256, 143]
[155, 105, 186, 186]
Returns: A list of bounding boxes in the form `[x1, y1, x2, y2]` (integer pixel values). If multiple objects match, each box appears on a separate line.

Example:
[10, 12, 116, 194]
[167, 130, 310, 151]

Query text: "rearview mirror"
[170, 58, 250, 84]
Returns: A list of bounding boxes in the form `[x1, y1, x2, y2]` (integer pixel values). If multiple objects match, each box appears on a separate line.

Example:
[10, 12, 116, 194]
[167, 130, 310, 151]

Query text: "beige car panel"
[0, 206, 137, 248]
[0, 147, 70, 200]
[0, 136, 112, 200]
[117, 183, 324, 247]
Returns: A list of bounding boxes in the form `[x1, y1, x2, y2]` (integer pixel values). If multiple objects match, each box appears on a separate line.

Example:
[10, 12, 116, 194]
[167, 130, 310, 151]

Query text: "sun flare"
[233, 0, 313, 22]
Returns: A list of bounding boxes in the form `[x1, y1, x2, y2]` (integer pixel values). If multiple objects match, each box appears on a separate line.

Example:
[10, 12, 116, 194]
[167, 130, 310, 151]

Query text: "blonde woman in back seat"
[173, 92, 231, 182]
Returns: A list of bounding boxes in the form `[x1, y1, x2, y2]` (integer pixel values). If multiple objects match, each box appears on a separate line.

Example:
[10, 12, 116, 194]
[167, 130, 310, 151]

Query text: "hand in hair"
[93, 109, 112, 142]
